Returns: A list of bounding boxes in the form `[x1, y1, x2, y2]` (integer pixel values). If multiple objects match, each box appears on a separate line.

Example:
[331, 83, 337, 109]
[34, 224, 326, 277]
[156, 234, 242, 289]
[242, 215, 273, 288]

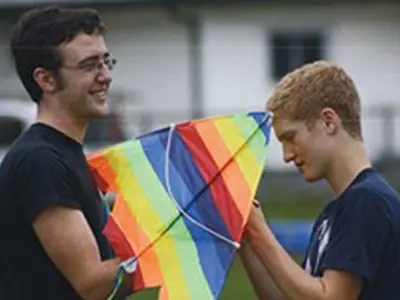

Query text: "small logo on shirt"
[305, 219, 331, 275]
[315, 219, 331, 271]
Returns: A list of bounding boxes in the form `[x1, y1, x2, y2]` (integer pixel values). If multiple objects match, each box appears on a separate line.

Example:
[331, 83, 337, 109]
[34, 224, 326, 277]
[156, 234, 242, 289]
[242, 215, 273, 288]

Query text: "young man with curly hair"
[240, 61, 400, 300]
[0, 6, 133, 300]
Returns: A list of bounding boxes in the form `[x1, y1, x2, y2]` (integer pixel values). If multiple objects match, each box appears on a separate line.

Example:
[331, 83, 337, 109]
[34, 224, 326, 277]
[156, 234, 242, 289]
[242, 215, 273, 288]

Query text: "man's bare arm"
[33, 205, 130, 300]
[239, 242, 285, 300]
[246, 207, 362, 300]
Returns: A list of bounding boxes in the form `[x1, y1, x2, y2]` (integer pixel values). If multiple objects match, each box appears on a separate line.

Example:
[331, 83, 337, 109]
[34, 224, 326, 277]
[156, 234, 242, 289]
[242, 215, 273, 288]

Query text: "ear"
[32, 67, 58, 93]
[319, 107, 341, 135]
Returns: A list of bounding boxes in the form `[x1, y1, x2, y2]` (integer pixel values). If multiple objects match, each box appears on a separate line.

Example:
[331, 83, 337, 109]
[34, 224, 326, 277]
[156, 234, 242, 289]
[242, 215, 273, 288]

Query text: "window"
[270, 31, 325, 81]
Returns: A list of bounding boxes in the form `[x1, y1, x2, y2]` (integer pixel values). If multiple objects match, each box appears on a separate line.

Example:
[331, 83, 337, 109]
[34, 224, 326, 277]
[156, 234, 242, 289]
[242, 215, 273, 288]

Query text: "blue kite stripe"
[157, 128, 234, 297]
[176, 124, 242, 295]
[247, 112, 271, 145]
[140, 129, 232, 297]
[158, 131, 234, 294]
[176, 124, 243, 239]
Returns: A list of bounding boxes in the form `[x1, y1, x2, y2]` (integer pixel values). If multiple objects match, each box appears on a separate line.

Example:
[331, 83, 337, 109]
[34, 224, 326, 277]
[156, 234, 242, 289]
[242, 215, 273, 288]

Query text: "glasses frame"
[61, 56, 118, 73]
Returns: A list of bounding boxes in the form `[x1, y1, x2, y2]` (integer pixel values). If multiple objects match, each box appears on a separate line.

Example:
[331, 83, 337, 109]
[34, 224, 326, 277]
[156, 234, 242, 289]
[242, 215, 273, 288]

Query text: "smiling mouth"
[91, 90, 108, 101]
[95, 90, 106, 97]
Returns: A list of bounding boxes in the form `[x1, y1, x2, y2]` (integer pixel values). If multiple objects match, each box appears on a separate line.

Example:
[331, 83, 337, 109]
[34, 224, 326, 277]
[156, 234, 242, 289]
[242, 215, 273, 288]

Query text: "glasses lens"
[106, 58, 117, 70]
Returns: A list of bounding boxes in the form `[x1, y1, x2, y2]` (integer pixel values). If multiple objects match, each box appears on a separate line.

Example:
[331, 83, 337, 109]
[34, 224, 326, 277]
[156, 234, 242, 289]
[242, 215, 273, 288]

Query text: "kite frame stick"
[128, 112, 271, 261]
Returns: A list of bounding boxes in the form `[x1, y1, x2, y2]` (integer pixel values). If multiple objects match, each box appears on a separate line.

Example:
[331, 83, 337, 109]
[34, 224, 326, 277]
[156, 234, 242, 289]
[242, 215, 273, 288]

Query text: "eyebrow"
[77, 52, 110, 65]
[277, 130, 296, 142]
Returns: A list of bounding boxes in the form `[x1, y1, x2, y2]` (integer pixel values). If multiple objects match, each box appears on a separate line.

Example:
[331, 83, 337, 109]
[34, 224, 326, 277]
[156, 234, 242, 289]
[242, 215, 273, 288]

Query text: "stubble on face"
[54, 33, 112, 122]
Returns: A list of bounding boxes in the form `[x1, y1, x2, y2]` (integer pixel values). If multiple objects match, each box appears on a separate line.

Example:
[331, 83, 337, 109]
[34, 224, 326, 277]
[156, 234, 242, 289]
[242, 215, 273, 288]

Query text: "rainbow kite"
[88, 111, 272, 299]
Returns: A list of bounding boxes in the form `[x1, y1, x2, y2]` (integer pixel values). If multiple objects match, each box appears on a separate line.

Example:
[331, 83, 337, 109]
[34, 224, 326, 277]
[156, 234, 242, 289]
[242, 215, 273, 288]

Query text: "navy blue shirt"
[303, 168, 400, 300]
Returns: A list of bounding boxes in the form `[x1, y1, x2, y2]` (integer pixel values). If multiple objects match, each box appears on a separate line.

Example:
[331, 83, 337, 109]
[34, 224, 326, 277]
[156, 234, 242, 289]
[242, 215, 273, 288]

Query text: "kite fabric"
[88, 111, 272, 300]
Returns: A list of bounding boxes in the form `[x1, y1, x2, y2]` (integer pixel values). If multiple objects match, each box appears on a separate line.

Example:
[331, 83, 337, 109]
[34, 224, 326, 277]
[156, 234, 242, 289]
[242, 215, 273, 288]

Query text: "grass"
[127, 193, 326, 300]
[262, 191, 328, 219]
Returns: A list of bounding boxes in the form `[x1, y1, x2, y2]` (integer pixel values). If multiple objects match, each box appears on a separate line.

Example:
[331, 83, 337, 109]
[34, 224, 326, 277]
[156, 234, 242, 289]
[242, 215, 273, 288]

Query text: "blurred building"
[0, 0, 399, 168]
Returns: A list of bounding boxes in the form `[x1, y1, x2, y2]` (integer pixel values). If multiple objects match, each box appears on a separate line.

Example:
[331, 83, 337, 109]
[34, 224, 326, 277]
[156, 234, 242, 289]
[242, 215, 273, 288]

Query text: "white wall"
[101, 7, 193, 133]
[1, 4, 399, 169]
[330, 17, 400, 162]
[0, 18, 26, 98]
[0, 8, 193, 136]
[199, 3, 400, 169]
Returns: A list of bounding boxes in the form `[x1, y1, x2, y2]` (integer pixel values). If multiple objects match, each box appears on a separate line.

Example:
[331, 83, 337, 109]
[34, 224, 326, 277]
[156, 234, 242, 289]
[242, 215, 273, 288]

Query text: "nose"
[96, 63, 113, 85]
[282, 144, 295, 163]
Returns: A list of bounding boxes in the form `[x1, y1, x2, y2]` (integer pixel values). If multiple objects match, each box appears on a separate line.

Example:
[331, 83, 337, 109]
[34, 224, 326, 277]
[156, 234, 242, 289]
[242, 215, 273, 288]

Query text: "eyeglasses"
[62, 56, 118, 73]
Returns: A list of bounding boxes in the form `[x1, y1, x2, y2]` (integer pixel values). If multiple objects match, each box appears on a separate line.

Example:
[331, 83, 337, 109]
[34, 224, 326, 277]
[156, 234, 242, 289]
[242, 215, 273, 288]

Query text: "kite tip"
[233, 241, 241, 249]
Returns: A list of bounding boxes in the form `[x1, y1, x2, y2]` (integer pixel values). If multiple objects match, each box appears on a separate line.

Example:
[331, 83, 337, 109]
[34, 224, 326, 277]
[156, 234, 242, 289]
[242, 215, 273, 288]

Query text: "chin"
[303, 175, 320, 183]
[88, 94, 110, 116]
[300, 169, 322, 183]
[91, 103, 110, 118]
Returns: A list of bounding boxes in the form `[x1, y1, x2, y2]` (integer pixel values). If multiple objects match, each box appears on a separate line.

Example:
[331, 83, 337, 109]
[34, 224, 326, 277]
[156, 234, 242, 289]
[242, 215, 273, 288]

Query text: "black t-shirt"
[0, 123, 114, 299]
[303, 168, 400, 299]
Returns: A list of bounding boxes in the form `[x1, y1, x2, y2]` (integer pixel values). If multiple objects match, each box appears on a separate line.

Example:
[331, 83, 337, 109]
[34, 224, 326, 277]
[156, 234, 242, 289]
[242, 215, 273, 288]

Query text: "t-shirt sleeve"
[320, 188, 391, 283]
[17, 148, 81, 223]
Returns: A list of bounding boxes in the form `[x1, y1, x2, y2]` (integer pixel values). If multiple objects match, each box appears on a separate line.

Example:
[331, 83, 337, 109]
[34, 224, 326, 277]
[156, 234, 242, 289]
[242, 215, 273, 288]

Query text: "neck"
[36, 99, 88, 144]
[325, 138, 371, 196]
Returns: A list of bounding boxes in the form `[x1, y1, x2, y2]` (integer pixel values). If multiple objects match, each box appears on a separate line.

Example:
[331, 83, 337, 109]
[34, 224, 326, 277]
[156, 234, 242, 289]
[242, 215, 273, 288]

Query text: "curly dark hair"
[10, 6, 107, 103]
